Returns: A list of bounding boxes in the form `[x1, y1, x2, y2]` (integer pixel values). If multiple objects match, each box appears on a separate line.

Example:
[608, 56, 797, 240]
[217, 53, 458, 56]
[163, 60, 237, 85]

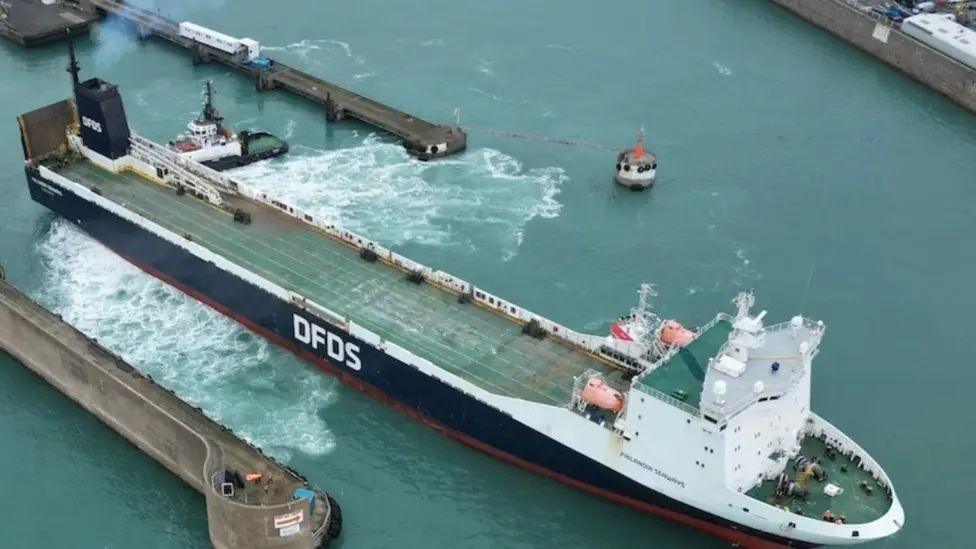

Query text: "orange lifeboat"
[659, 320, 695, 347]
[581, 377, 624, 413]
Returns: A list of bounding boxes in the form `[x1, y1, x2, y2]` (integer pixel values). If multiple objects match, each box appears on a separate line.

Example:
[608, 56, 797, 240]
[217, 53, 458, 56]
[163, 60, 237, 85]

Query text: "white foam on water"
[470, 86, 505, 102]
[283, 119, 297, 139]
[582, 317, 615, 332]
[420, 38, 445, 47]
[732, 247, 762, 285]
[476, 59, 495, 77]
[264, 38, 365, 65]
[230, 135, 566, 260]
[132, 92, 149, 108]
[34, 220, 338, 462]
[712, 62, 733, 76]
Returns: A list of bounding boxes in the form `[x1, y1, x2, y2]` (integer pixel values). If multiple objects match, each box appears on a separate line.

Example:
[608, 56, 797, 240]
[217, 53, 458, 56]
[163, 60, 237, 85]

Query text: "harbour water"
[1, 0, 974, 546]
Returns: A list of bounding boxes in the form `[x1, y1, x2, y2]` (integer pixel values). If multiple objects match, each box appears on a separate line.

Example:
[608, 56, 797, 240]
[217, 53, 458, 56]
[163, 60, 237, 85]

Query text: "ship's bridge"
[700, 313, 822, 422]
[634, 292, 823, 423]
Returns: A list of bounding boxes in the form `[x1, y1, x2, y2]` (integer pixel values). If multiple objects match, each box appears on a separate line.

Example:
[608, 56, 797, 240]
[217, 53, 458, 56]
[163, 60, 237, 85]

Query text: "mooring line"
[463, 126, 621, 151]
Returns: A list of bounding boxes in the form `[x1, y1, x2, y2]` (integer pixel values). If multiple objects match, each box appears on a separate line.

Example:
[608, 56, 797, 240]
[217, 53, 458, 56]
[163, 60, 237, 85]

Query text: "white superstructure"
[562, 291, 904, 545]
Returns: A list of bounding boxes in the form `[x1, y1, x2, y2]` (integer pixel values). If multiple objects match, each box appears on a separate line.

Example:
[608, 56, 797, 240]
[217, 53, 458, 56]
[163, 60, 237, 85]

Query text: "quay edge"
[0, 277, 341, 548]
[769, 0, 976, 114]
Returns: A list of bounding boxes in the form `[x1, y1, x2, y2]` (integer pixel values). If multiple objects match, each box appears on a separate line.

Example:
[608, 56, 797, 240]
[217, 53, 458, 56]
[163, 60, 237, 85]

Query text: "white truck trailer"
[178, 22, 261, 62]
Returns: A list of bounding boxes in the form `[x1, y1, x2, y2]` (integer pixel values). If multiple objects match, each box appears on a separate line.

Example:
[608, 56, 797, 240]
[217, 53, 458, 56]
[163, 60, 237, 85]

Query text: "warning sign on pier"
[872, 23, 890, 44]
[274, 509, 303, 536]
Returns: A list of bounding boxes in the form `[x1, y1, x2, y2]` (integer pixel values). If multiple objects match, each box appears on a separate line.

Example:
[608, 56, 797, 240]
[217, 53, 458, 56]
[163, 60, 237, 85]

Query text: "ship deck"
[635, 320, 733, 410]
[54, 159, 626, 405]
[747, 435, 892, 525]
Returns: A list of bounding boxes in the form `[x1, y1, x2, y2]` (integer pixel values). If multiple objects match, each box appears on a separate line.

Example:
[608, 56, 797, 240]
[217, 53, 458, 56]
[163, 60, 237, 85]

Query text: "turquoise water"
[1, 0, 974, 546]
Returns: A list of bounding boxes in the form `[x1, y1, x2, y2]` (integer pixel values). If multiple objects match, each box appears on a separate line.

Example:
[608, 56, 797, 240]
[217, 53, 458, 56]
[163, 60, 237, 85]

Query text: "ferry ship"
[16, 52, 904, 547]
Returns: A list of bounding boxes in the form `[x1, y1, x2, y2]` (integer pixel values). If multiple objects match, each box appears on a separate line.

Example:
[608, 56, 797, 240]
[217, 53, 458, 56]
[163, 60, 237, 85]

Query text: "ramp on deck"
[56, 159, 625, 405]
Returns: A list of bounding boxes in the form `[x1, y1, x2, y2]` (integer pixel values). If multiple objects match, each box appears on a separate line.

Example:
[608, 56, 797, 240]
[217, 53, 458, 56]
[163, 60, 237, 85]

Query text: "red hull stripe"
[111, 250, 787, 549]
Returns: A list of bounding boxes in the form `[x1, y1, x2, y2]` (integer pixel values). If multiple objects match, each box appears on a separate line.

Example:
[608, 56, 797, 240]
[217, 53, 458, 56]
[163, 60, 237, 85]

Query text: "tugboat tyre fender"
[326, 494, 343, 539]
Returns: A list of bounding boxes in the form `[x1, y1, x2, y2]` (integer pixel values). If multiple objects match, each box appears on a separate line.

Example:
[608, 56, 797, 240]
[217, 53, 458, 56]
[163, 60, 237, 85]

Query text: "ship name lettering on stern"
[293, 314, 362, 370]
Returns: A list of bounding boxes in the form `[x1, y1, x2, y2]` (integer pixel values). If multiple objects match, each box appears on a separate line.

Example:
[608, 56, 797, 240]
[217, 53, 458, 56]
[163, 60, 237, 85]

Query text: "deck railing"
[633, 383, 700, 417]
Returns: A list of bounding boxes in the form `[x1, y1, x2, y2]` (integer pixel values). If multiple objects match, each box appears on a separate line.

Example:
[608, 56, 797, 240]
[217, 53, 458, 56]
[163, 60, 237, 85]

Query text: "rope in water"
[463, 126, 621, 152]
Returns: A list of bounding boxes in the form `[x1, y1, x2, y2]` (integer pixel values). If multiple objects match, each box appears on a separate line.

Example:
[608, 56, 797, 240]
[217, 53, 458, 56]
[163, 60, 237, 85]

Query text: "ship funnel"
[67, 41, 132, 160]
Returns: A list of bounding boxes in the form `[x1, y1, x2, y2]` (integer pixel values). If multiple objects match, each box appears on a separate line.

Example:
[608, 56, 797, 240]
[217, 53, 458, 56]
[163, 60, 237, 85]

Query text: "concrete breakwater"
[87, 0, 467, 159]
[769, 0, 976, 114]
[0, 277, 340, 548]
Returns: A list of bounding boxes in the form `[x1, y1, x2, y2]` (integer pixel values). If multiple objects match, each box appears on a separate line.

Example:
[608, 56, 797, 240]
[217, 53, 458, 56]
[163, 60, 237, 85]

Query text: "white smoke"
[91, 0, 231, 70]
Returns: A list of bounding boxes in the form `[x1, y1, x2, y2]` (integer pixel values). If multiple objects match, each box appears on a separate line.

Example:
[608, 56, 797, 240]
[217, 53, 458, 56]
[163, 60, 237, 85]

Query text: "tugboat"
[167, 81, 288, 171]
[614, 127, 657, 190]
